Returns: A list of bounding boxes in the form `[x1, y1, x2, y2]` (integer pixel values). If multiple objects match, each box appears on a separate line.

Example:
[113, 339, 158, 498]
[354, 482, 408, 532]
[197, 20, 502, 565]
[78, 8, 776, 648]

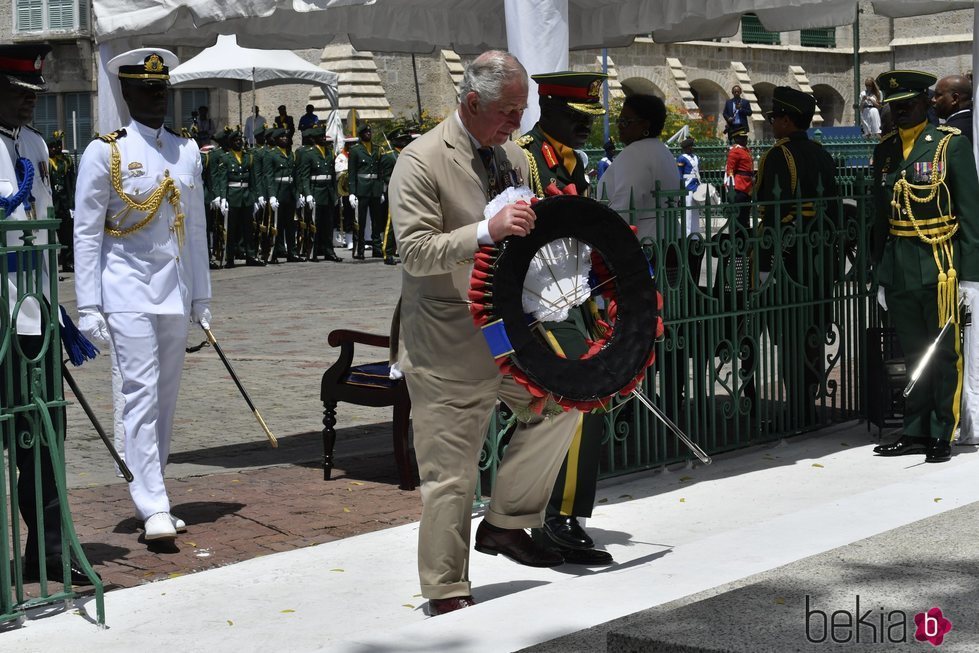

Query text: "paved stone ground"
[21, 249, 419, 596]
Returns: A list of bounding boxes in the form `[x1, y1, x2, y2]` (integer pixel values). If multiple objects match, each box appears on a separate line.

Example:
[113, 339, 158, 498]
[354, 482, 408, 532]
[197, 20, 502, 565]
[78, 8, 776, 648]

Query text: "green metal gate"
[1, 211, 103, 626]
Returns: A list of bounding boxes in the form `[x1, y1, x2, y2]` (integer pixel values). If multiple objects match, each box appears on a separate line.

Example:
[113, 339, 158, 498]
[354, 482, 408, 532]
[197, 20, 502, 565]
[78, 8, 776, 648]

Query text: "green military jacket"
[201, 146, 225, 204]
[755, 130, 839, 276]
[215, 148, 257, 208]
[48, 152, 75, 217]
[347, 142, 383, 197]
[296, 144, 338, 206]
[262, 146, 297, 202]
[380, 150, 398, 189]
[251, 145, 269, 199]
[871, 123, 979, 290]
[516, 124, 589, 197]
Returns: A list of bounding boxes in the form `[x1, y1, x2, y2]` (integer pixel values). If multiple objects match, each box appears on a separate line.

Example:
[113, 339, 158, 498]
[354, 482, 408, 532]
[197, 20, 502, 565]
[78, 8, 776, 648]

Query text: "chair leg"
[392, 397, 414, 491]
[322, 400, 338, 481]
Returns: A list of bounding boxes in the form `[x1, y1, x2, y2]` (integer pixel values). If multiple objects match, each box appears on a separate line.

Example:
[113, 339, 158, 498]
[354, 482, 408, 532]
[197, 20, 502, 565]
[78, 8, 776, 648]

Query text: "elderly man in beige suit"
[390, 51, 581, 616]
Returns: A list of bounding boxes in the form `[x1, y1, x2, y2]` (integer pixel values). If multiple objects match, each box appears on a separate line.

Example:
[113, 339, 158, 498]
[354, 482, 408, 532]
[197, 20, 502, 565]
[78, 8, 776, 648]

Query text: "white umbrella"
[168, 34, 339, 129]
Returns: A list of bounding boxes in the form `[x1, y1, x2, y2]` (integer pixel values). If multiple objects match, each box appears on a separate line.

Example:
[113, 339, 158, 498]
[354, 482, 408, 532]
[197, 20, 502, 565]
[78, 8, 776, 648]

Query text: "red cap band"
[536, 84, 593, 99]
[0, 56, 42, 74]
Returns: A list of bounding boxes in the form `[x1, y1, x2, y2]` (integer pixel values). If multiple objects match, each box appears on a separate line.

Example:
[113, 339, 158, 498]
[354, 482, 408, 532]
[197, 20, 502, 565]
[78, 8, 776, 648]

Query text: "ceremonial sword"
[201, 325, 278, 447]
[904, 297, 965, 398]
[61, 362, 134, 482]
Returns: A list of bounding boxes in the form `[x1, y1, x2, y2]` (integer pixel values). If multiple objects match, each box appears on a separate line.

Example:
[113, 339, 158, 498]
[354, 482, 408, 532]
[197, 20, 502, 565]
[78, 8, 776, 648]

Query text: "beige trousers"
[406, 369, 580, 599]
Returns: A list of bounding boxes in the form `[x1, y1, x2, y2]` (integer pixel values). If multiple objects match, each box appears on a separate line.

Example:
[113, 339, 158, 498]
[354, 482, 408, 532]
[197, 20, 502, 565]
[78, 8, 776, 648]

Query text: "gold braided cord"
[889, 132, 958, 326]
[522, 148, 545, 198]
[105, 142, 185, 247]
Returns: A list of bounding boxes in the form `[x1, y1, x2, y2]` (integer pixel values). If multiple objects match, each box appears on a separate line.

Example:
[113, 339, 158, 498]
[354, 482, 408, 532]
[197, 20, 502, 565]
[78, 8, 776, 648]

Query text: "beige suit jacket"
[389, 113, 529, 381]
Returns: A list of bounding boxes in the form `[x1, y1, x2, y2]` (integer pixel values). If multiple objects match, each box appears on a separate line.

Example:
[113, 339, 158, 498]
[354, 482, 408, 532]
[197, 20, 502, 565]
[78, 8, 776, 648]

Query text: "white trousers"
[959, 285, 979, 443]
[106, 312, 188, 519]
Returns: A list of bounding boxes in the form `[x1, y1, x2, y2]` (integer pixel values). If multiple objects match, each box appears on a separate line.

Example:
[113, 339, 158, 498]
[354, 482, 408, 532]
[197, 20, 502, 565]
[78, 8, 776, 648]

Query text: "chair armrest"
[328, 329, 390, 349]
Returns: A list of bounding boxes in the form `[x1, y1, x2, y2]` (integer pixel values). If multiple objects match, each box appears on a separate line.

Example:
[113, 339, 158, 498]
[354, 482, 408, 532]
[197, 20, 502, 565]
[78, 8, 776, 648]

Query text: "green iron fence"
[477, 163, 878, 499]
[1, 211, 103, 626]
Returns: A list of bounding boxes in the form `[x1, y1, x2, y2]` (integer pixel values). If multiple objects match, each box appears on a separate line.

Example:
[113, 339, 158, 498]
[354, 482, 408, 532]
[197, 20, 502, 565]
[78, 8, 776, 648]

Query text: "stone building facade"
[1, 2, 973, 148]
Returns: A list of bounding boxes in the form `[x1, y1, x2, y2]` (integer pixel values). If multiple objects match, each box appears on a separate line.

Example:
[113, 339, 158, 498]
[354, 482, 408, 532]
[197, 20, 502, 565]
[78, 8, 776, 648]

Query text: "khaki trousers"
[406, 369, 579, 599]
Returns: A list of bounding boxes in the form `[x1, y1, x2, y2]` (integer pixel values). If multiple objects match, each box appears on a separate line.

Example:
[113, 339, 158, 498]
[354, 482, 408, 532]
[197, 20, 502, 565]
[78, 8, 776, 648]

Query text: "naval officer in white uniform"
[73, 49, 211, 542]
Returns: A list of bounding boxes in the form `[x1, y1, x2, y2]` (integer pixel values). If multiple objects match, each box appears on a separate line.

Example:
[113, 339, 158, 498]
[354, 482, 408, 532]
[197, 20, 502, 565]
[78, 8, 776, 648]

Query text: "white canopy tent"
[92, 0, 977, 133]
[168, 34, 339, 131]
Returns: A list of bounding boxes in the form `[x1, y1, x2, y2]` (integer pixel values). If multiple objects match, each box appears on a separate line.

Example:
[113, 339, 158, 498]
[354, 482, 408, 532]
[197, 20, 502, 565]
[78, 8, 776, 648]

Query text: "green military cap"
[253, 123, 266, 138]
[303, 124, 327, 140]
[387, 127, 410, 143]
[531, 71, 608, 116]
[768, 86, 816, 119]
[876, 70, 937, 103]
[215, 125, 237, 144]
[266, 127, 285, 139]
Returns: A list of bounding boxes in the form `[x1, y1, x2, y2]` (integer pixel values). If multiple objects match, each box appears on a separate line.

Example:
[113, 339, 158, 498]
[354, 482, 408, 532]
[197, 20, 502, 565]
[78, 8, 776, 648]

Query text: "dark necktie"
[477, 146, 494, 171]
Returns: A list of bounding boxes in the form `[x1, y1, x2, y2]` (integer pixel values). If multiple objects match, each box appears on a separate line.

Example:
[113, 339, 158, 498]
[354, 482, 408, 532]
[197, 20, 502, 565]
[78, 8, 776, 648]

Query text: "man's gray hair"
[459, 51, 526, 104]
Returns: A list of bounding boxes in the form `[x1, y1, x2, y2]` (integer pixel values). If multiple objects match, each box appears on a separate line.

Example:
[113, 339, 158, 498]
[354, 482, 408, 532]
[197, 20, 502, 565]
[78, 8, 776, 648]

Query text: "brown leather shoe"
[428, 595, 476, 616]
[474, 520, 564, 567]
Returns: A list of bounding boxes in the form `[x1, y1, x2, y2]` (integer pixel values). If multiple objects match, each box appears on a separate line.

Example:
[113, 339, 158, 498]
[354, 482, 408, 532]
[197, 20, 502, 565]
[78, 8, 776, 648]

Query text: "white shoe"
[170, 514, 187, 532]
[144, 512, 177, 540]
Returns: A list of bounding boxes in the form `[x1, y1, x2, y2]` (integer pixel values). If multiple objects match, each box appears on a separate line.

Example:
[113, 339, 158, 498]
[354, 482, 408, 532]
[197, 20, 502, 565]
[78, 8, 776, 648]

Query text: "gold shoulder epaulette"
[99, 129, 127, 143]
[938, 125, 962, 135]
[165, 126, 187, 138]
[515, 134, 534, 148]
[773, 137, 790, 147]
[879, 129, 898, 142]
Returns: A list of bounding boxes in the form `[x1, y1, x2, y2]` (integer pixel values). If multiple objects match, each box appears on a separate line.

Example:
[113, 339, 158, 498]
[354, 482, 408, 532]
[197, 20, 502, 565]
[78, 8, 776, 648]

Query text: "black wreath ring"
[469, 195, 663, 412]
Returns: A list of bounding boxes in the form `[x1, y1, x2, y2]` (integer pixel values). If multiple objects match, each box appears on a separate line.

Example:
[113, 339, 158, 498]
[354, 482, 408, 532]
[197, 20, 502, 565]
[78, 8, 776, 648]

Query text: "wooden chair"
[320, 329, 415, 490]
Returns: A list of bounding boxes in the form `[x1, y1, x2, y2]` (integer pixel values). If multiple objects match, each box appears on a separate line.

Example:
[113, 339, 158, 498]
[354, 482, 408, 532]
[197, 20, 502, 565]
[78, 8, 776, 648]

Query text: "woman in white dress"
[860, 77, 882, 138]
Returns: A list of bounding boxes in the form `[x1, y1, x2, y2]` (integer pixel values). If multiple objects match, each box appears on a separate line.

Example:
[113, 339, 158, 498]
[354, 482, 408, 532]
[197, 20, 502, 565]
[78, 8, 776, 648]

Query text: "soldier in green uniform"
[250, 124, 273, 261]
[262, 127, 300, 263]
[517, 71, 613, 567]
[294, 127, 316, 259]
[214, 127, 264, 267]
[201, 129, 228, 268]
[347, 122, 384, 260]
[379, 126, 417, 265]
[755, 86, 840, 428]
[47, 130, 76, 272]
[870, 71, 979, 463]
[296, 125, 342, 262]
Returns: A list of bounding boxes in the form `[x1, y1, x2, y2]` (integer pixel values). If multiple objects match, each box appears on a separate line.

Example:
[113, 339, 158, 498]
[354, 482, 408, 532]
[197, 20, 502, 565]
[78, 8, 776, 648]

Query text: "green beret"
[531, 71, 608, 116]
[768, 86, 816, 119]
[877, 70, 937, 103]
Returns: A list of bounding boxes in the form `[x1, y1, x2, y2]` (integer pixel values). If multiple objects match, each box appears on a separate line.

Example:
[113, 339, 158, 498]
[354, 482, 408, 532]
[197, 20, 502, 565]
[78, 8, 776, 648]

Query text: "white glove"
[380, 193, 386, 204]
[69, 209, 75, 219]
[349, 195, 359, 210]
[78, 307, 109, 343]
[191, 300, 212, 329]
[877, 285, 887, 311]
[759, 270, 770, 285]
[211, 197, 222, 210]
[220, 198, 229, 217]
[253, 202, 261, 213]
[723, 175, 734, 188]
[270, 196, 280, 211]
[258, 196, 266, 208]
[298, 195, 306, 208]
[305, 195, 315, 208]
